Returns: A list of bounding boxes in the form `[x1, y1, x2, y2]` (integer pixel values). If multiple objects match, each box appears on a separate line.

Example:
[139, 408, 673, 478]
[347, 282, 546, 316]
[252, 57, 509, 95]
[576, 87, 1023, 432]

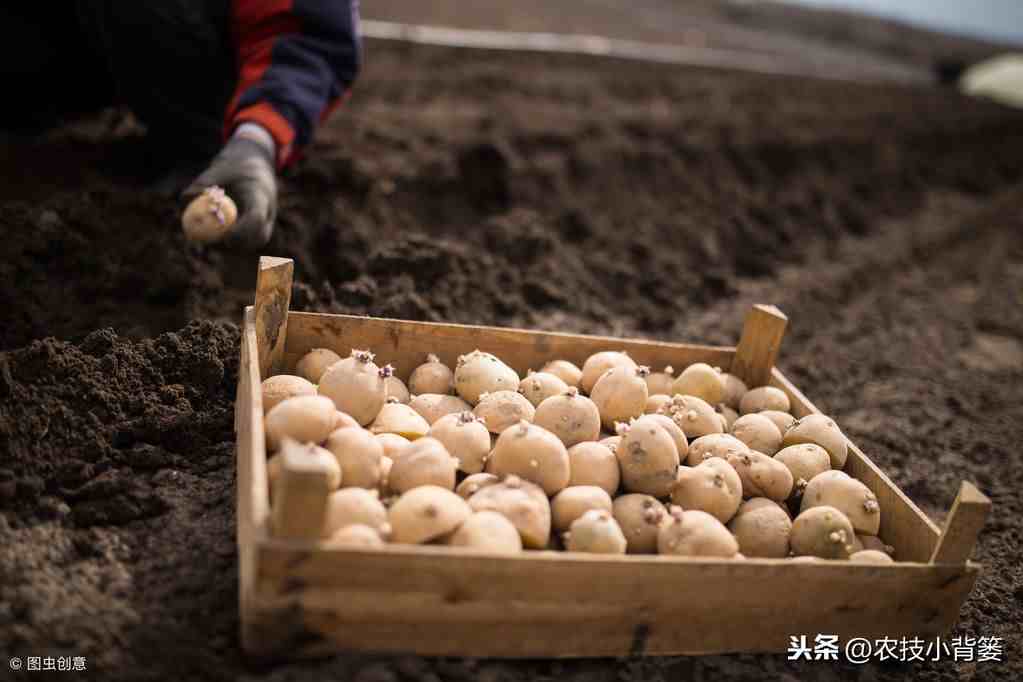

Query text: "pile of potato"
[261, 347, 894, 563]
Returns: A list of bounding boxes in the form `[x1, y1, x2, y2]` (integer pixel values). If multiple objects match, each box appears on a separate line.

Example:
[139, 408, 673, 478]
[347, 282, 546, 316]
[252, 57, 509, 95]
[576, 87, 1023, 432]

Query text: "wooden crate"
[237, 257, 989, 659]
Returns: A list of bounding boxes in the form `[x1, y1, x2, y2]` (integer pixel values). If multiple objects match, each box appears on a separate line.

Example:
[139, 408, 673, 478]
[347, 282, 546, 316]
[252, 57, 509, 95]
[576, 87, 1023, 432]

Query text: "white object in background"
[961, 54, 1023, 109]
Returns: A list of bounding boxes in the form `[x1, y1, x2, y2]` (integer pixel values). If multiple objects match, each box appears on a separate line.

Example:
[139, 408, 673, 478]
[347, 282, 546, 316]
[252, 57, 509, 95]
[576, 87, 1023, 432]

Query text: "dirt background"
[2, 2, 1023, 680]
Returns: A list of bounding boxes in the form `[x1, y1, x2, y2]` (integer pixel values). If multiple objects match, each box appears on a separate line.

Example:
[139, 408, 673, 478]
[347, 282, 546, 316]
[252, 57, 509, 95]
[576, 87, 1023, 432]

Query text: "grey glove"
[183, 129, 278, 247]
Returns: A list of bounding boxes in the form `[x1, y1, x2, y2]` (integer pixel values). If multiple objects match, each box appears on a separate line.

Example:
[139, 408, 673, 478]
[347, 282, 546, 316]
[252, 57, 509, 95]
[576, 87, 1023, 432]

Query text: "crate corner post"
[255, 256, 295, 379]
[732, 304, 788, 386]
[930, 481, 991, 564]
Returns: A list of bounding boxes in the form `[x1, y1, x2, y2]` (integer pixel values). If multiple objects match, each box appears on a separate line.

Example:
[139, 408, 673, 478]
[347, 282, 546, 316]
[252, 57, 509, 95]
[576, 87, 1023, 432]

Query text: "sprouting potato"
[739, 386, 791, 415]
[567, 442, 620, 496]
[181, 186, 238, 242]
[685, 433, 749, 467]
[388, 485, 471, 544]
[267, 441, 341, 502]
[473, 390, 536, 434]
[790, 505, 856, 559]
[727, 498, 792, 558]
[325, 523, 385, 548]
[721, 373, 748, 410]
[541, 359, 583, 388]
[468, 475, 551, 548]
[645, 394, 672, 414]
[857, 533, 894, 557]
[671, 458, 742, 524]
[318, 350, 390, 426]
[375, 432, 410, 460]
[408, 393, 473, 425]
[800, 470, 880, 535]
[760, 410, 796, 435]
[454, 350, 520, 404]
[616, 414, 680, 497]
[322, 487, 389, 538]
[580, 350, 637, 395]
[671, 363, 725, 405]
[370, 401, 431, 440]
[612, 494, 667, 554]
[455, 472, 501, 499]
[264, 395, 337, 452]
[333, 411, 361, 431]
[645, 412, 689, 461]
[387, 437, 459, 493]
[408, 354, 454, 396]
[551, 486, 614, 532]
[591, 366, 650, 430]
[325, 426, 384, 489]
[384, 375, 411, 404]
[518, 371, 570, 408]
[599, 434, 622, 454]
[564, 510, 627, 554]
[295, 348, 343, 384]
[261, 375, 317, 413]
[782, 414, 849, 470]
[488, 420, 570, 495]
[644, 366, 675, 396]
[850, 549, 894, 564]
[730, 413, 783, 456]
[428, 411, 492, 474]
[533, 388, 602, 448]
[725, 450, 794, 502]
[659, 394, 723, 439]
[446, 511, 522, 554]
[657, 507, 739, 558]
[717, 404, 739, 431]
[774, 443, 831, 497]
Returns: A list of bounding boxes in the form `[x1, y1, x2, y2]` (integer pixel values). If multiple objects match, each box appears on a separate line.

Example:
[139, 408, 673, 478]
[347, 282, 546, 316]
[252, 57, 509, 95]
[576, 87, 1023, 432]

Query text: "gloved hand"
[182, 126, 278, 247]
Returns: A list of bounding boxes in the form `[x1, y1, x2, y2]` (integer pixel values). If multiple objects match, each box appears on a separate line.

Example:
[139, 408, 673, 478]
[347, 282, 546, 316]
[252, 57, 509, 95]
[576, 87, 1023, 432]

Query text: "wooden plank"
[255, 256, 294, 380]
[771, 367, 942, 562]
[243, 541, 978, 658]
[237, 307, 270, 650]
[731, 304, 788, 387]
[282, 312, 735, 380]
[930, 482, 991, 564]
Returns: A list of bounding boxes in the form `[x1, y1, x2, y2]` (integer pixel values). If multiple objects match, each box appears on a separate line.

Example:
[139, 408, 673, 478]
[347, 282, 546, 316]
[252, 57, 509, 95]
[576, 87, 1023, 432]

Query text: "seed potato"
[551, 485, 614, 532]
[387, 437, 459, 493]
[261, 375, 317, 413]
[454, 350, 520, 404]
[375, 432, 410, 460]
[685, 433, 749, 467]
[730, 413, 783, 456]
[671, 458, 742, 524]
[384, 375, 411, 404]
[468, 475, 551, 548]
[567, 441, 620, 496]
[533, 388, 602, 448]
[428, 411, 492, 474]
[541, 359, 583, 388]
[488, 420, 570, 495]
[717, 404, 739, 431]
[774, 443, 831, 496]
[473, 390, 536, 434]
[580, 350, 637, 395]
[660, 394, 723, 439]
[790, 505, 856, 559]
[333, 411, 361, 431]
[325, 523, 384, 548]
[318, 350, 389, 426]
[850, 549, 894, 564]
[591, 366, 650, 430]
[727, 497, 792, 558]
[657, 507, 739, 558]
[760, 410, 796, 434]
[325, 426, 384, 489]
[389, 485, 471, 544]
[645, 412, 689, 461]
[612, 494, 667, 554]
[671, 363, 725, 405]
[721, 373, 748, 410]
[616, 414, 680, 497]
[645, 394, 672, 415]
[181, 186, 238, 242]
[456, 472, 501, 499]
[782, 414, 849, 470]
[739, 386, 791, 415]
[322, 487, 388, 538]
[800, 470, 880, 535]
[295, 348, 343, 384]
[518, 371, 570, 407]
[644, 366, 675, 396]
[599, 434, 622, 454]
[446, 511, 523, 554]
[370, 401, 431, 440]
[564, 510, 627, 554]
[725, 450, 794, 502]
[264, 395, 337, 452]
[408, 354, 454, 395]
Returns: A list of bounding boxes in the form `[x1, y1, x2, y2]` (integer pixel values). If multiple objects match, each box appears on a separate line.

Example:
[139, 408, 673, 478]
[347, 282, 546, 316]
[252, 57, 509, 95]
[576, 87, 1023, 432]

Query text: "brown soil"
[2, 27, 1023, 682]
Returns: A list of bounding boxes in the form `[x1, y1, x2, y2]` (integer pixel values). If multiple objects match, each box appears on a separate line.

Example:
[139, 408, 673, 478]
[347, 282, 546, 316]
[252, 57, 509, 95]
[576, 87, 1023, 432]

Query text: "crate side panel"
[771, 368, 941, 563]
[282, 312, 734, 380]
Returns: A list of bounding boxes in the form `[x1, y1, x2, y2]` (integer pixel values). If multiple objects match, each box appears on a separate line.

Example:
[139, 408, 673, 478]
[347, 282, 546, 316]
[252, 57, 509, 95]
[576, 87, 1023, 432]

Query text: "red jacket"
[228, 0, 361, 168]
